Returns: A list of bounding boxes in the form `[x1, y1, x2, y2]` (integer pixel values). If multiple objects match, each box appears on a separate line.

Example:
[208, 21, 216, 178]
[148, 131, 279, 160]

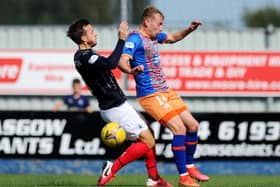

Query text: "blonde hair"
[141, 6, 164, 22]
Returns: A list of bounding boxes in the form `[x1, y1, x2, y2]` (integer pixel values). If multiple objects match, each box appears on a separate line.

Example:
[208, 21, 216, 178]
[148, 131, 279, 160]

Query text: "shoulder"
[125, 32, 142, 49]
[63, 95, 72, 101]
[63, 95, 71, 98]
[75, 49, 99, 65]
[129, 31, 141, 38]
[127, 32, 142, 43]
[80, 95, 89, 100]
[74, 49, 94, 59]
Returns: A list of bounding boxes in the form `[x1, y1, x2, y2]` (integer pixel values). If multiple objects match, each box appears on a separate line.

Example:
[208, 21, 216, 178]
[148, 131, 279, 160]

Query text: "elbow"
[107, 59, 119, 69]
[110, 64, 118, 69]
[165, 38, 176, 44]
[168, 40, 176, 44]
[118, 65, 131, 74]
[118, 67, 130, 74]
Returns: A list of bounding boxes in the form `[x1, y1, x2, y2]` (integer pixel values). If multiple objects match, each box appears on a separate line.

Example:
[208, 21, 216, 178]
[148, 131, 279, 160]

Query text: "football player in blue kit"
[118, 6, 209, 187]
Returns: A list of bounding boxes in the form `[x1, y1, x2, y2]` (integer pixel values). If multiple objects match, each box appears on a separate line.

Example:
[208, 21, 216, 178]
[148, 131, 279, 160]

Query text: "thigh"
[100, 102, 148, 141]
[179, 110, 199, 132]
[168, 90, 188, 113]
[167, 91, 198, 131]
[138, 128, 155, 148]
[138, 91, 174, 122]
[138, 90, 187, 124]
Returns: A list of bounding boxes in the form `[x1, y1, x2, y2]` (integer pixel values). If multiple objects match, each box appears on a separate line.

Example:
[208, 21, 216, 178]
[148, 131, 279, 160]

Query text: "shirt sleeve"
[80, 39, 125, 69]
[63, 95, 71, 108]
[63, 95, 68, 104]
[156, 32, 167, 43]
[122, 33, 142, 58]
[83, 96, 90, 107]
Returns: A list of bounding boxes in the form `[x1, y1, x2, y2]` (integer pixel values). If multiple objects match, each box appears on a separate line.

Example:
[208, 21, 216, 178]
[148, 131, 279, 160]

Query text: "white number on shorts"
[155, 95, 170, 108]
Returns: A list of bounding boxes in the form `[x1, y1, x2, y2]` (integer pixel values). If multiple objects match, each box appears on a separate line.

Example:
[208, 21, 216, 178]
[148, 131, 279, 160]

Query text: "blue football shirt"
[122, 31, 169, 97]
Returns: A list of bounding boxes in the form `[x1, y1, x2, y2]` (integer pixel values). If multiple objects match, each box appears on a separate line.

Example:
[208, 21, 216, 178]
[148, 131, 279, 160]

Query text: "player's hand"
[189, 20, 202, 31]
[118, 21, 128, 40]
[130, 65, 144, 75]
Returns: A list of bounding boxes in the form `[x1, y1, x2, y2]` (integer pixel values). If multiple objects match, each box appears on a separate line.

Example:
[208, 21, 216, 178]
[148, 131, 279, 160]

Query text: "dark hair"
[72, 78, 81, 85]
[141, 6, 164, 22]
[67, 19, 90, 44]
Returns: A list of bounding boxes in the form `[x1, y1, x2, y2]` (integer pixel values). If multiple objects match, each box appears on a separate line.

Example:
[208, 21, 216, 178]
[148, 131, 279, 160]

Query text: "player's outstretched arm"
[164, 20, 202, 44]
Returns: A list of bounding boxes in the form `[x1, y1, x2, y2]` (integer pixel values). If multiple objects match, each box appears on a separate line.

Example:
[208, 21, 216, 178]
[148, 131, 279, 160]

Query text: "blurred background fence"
[0, 26, 280, 112]
[0, 25, 280, 50]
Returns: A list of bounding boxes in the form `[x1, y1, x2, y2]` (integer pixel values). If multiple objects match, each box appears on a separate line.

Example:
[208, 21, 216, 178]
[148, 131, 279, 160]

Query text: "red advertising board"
[0, 50, 279, 95]
[127, 51, 280, 96]
[0, 50, 120, 95]
[0, 58, 22, 83]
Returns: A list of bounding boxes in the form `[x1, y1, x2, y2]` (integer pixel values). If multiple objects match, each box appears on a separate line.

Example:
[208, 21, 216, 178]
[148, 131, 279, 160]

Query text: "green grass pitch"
[0, 174, 279, 187]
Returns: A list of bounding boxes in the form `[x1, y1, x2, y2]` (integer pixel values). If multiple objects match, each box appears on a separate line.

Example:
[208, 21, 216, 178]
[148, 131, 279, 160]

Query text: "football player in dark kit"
[67, 19, 173, 187]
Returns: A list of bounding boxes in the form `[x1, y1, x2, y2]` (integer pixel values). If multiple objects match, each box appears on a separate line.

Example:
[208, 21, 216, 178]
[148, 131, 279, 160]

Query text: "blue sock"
[185, 132, 198, 165]
[172, 135, 186, 175]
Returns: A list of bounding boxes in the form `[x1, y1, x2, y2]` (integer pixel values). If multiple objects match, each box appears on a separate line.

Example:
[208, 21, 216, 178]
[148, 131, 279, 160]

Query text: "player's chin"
[91, 42, 97, 47]
[152, 32, 160, 39]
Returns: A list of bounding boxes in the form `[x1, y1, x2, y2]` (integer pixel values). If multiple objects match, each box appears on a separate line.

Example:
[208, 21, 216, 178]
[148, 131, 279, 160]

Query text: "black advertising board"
[192, 113, 280, 160]
[0, 111, 126, 159]
[0, 111, 279, 160]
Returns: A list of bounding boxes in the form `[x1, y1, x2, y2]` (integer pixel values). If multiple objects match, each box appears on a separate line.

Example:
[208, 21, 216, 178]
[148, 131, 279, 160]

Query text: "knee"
[142, 136, 155, 148]
[146, 138, 155, 148]
[138, 130, 156, 148]
[170, 123, 186, 135]
[187, 120, 199, 132]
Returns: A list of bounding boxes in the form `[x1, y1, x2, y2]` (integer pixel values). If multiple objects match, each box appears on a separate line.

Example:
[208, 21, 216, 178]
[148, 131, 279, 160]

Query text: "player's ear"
[81, 35, 87, 43]
[143, 17, 150, 27]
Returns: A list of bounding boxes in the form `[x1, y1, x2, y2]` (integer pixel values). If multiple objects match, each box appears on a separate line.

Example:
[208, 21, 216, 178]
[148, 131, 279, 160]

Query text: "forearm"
[52, 101, 64, 112]
[168, 27, 194, 43]
[118, 56, 133, 74]
[167, 21, 201, 43]
[85, 106, 94, 113]
[107, 39, 125, 67]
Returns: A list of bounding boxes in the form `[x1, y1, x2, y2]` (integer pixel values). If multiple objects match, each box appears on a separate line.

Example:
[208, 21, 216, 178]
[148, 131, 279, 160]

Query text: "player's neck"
[139, 27, 150, 38]
[73, 92, 81, 98]
[79, 43, 92, 50]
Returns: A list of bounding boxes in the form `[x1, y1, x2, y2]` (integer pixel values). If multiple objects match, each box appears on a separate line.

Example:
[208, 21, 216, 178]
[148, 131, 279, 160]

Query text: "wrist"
[187, 27, 194, 32]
